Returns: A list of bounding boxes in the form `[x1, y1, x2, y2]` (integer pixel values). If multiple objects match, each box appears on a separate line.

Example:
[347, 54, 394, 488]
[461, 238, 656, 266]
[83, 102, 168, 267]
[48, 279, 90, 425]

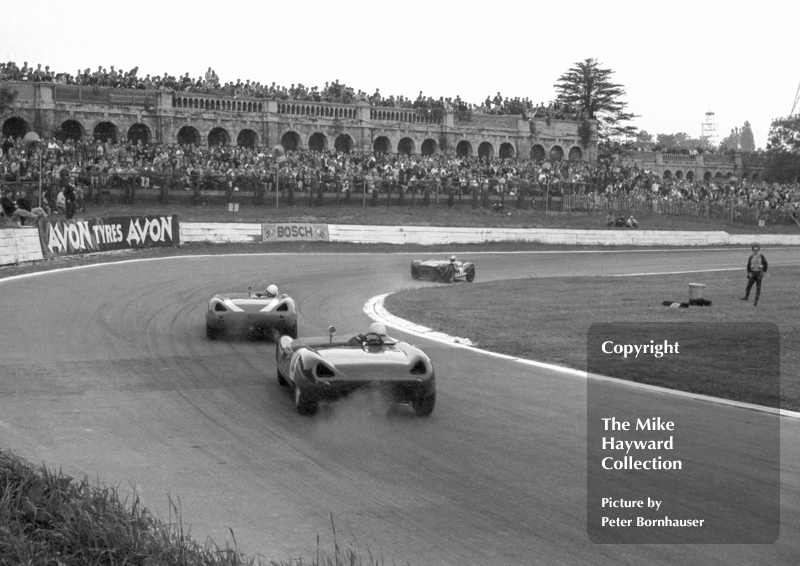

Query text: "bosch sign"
[262, 223, 329, 242]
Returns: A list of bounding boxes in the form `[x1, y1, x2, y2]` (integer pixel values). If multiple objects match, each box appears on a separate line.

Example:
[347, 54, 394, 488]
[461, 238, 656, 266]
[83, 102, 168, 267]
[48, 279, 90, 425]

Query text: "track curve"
[1, 248, 798, 566]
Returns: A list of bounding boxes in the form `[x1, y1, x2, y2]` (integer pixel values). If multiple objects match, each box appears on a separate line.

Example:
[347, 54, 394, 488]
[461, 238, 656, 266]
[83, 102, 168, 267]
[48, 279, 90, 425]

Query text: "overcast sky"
[4, 0, 797, 148]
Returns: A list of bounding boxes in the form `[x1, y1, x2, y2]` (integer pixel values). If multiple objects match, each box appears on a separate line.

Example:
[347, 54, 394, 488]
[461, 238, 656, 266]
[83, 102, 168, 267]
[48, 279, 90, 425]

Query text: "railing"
[370, 108, 442, 125]
[561, 193, 799, 226]
[54, 85, 154, 107]
[3, 177, 796, 226]
[173, 94, 263, 113]
[278, 101, 358, 120]
[662, 154, 696, 164]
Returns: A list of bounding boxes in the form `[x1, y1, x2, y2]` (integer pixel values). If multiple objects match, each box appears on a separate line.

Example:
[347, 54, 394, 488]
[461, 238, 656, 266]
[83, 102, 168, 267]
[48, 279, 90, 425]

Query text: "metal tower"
[791, 81, 800, 116]
[701, 111, 718, 146]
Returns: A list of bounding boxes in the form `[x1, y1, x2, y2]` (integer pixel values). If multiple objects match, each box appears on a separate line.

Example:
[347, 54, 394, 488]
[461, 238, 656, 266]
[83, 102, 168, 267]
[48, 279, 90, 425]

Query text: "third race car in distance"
[410, 255, 475, 283]
[275, 323, 436, 416]
[206, 284, 297, 340]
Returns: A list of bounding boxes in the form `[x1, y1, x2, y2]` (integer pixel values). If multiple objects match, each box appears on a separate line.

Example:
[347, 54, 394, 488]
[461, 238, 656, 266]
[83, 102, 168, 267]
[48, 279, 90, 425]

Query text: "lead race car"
[275, 323, 436, 416]
[206, 284, 298, 340]
[410, 255, 475, 283]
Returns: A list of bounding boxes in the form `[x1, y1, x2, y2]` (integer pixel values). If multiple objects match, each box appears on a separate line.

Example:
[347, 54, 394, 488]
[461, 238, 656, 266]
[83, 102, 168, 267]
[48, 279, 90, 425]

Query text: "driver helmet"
[265, 284, 278, 298]
[368, 322, 387, 336]
[450, 255, 457, 263]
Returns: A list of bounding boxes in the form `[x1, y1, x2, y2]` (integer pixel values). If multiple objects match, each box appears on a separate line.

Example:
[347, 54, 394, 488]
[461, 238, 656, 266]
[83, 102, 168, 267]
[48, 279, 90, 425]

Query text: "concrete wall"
[0, 227, 42, 265]
[3, 224, 799, 267]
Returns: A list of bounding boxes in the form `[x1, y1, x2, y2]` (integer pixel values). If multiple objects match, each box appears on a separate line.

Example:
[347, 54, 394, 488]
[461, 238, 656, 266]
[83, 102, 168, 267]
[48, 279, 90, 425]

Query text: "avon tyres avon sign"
[262, 223, 329, 242]
[38, 215, 180, 258]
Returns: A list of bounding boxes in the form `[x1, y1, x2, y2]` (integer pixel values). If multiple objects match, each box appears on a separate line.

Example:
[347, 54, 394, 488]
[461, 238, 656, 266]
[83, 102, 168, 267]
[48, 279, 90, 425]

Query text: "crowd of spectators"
[1, 60, 581, 121]
[1, 135, 798, 221]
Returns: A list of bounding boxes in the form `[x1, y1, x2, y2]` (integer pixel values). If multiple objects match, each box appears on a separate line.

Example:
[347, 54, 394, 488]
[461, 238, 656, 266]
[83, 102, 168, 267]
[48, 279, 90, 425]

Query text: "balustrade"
[278, 102, 358, 120]
[172, 95, 263, 113]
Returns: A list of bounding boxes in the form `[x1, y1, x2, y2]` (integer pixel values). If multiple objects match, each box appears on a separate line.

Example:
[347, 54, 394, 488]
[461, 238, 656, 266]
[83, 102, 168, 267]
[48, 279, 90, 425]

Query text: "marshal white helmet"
[368, 322, 387, 336]
[266, 284, 278, 297]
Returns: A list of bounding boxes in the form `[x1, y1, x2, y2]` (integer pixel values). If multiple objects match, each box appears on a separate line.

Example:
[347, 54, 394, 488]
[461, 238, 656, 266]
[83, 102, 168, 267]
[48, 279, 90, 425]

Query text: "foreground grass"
[386, 266, 800, 412]
[0, 451, 395, 566]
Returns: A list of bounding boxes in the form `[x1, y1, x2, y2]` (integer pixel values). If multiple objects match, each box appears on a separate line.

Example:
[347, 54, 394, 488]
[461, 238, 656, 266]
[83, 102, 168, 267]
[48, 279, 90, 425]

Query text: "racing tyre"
[444, 265, 455, 283]
[295, 385, 318, 415]
[466, 266, 475, 282]
[283, 323, 298, 339]
[411, 266, 420, 280]
[206, 324, 222, 340]
[412, 390, 436, 416]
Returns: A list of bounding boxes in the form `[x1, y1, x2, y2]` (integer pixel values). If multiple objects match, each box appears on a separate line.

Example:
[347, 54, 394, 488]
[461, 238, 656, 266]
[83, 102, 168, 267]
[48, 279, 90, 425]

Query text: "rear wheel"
[466, 266, 475, 282]
[206, 324, 222, 340]
[295, 385, 318, 415]
[412, 390, 436, 416]
[411, 266, 420, 280]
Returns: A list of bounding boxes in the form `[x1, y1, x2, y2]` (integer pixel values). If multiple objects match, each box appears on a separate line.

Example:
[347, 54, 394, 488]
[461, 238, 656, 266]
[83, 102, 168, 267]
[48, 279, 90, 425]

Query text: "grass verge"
[385, 267, 800, 412]
[0, 451, 394, 566]
[60, 201, 800, 234]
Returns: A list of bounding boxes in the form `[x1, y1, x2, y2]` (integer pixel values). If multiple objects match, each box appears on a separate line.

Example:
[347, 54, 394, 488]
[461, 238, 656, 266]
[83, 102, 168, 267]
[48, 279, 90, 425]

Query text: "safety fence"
[3, 177, 798, 227]
[562, 194, 800, 227]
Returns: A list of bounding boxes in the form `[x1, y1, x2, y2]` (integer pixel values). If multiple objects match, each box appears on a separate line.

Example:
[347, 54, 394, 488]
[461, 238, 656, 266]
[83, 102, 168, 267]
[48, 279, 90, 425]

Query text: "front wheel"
[412, 390, 436, 416]
[443, 265, 455, 283]
[295, 385, 318, 415]
[276, 344, 287, 386]
[206, 324, 222, 340]
[411, 266, 420, 280]
[466, 266, 475, 282]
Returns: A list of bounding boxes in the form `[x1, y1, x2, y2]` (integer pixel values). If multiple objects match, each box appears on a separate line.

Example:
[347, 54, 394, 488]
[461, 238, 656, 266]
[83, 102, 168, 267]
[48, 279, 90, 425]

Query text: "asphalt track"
[1, 248, 798, 566]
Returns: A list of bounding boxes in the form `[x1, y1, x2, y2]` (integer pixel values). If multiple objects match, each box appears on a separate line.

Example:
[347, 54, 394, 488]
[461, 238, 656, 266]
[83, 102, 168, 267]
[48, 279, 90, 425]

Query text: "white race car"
[205, 284, 297, 340]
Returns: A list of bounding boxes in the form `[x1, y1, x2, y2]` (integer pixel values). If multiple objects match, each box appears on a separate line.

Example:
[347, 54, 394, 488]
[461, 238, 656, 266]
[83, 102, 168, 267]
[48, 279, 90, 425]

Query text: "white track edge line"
[364, 293, 800, 420]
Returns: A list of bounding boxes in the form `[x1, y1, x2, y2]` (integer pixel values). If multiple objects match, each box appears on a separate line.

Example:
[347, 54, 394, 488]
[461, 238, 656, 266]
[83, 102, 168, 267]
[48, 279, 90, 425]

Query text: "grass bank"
[385, 267, 800, 412]
[0, 451, 389, 566]
[65, 201, 800, 234]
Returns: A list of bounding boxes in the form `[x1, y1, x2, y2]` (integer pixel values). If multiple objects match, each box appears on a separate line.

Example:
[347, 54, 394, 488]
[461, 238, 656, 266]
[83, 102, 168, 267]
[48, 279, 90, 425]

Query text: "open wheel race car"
[275, 323, 436, 416]
[206, 284, 297, 340]
[410, 256, 475, 283]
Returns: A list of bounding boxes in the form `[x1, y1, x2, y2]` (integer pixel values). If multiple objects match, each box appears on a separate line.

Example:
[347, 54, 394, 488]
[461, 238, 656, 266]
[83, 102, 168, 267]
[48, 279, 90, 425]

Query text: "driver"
[254, 284, 279, 298]
[348, 322, 389, 346]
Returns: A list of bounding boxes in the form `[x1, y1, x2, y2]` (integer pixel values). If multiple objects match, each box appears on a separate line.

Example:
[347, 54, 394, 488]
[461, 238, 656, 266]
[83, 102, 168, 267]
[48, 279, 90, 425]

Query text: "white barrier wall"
[3, 223, 800, 267]
[325, 225, 800, 247]
[0, 227, 44, 266]
[180, 223, 262, 243]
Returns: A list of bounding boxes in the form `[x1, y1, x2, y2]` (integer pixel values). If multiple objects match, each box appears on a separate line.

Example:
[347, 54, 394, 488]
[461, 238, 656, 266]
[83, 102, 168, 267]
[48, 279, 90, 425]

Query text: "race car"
[275, 322, 436, 416]
[206, 284, 297, 340]
[410, 256, 475, 283]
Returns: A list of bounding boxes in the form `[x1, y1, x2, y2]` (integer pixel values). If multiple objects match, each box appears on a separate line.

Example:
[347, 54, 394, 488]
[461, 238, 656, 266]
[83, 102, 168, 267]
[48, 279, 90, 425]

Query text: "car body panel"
[276, 333, 436, 414]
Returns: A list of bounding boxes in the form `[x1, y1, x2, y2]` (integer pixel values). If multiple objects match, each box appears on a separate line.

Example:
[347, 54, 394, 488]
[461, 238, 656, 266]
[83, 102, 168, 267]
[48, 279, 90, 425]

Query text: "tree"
[654, 132, 704, 150]
[553, 58, 637, 142]
[763, 115, 800, 182]
[719, 127, 741, 151]
[740, 121, 755, 152]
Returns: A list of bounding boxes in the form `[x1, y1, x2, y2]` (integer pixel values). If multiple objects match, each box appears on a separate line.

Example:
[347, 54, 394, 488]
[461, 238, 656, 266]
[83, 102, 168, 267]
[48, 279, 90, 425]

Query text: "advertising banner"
[262, 223, 329, 242]
[37, 215, 181, 258]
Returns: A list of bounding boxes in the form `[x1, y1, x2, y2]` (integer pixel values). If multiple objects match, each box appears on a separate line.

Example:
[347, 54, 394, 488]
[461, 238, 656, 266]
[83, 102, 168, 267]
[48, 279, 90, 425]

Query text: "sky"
[3, 0, 798, 149]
